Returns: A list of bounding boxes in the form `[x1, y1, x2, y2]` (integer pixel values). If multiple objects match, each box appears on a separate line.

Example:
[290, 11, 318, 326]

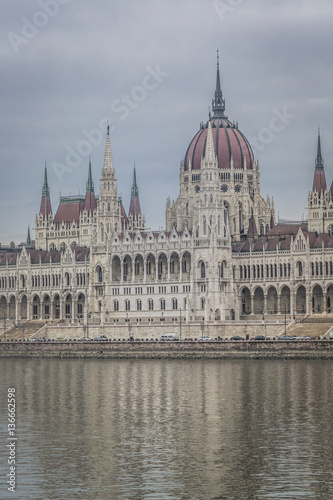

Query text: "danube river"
[1, 358, 333, 499]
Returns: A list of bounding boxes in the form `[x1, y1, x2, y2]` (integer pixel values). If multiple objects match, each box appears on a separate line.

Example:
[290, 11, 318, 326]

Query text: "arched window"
[172, 298, 178, 310]
[137, 300, 142, 311]
[97, 266, 103, 283]
[114, 300, 119, 312]
[201, 261, 205, 279]
[148, 299, 154, 311]
[160, 299, 165, 310]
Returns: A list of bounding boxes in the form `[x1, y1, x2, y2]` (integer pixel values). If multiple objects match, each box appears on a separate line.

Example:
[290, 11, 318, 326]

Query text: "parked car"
[301, 336, 312, 340]
[160, 334, 179, 341]
[198, 336, 212, 341]
[94, 335, 108, 341]
[278, 335, 291, 340]
[37, 337, 46, 342]
[230, 336, 244, 341]
[254, 335, 266, 341]
[78, 337, 92, 341]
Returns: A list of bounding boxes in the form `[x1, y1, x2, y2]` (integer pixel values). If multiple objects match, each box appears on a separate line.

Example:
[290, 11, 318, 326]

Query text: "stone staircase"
[286, 314, 333, 338]
[0, 321, 46, 341]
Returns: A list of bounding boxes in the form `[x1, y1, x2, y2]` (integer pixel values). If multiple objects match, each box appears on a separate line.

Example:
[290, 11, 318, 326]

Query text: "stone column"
[15, 298, 19, 324]
[308, 292, 312, 315]
[60, 296, 64, 321]
[323, 292, 327, 314]
[250, 294, 254, 315]
[72, 295, 75, 323]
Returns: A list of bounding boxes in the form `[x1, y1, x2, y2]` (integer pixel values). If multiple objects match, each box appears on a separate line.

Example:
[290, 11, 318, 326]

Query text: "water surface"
[1, 358, 333, 499]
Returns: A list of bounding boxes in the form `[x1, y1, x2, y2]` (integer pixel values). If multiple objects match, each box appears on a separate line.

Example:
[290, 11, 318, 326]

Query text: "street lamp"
[262, 310, 267, 338]
[200, 319, 204, 340]
[284, 306, 287, 336]
[128, 320, 132, 340]
[3, 314, 6, 342]
[179, 307, 182, 341]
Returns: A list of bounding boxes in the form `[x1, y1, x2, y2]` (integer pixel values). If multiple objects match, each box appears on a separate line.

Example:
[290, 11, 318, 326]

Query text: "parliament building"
[1, 57, 332, 338]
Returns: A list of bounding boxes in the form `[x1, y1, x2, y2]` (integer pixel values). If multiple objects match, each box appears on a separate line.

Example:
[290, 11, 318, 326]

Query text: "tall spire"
[103, 124, 114, 172]
[39, 163, 52, 218]
[315, 127, 324, 168]
[131, 165, 139, 197]
[312, 128, 326, 192]
[86, 156, 94, 193]
[42, 163, 50, 197]
[26, 225, 31, 247]
[212, 49, 226, 117]
[84, 157, 97, 212]
[128, 164, 142, 221]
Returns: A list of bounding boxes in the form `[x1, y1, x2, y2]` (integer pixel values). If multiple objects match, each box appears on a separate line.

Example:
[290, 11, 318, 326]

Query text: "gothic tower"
[97, 126, 122, 244]
[35, 164, 53, 250]
[127, 166, 145, 232]
[308, 129, 333, 234]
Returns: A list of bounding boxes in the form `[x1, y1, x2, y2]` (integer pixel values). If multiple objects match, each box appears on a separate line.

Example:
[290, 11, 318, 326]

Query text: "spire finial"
[86, 157, 94, 193]
[131, 164, 139, 197]
[212, 49, 225, 117]
[42, 163, 49, 197]
[26, 225, 31, 247]
[107, 121, 110, 135]
[103, 127, 114, 171]
[316, 126, 323, 168]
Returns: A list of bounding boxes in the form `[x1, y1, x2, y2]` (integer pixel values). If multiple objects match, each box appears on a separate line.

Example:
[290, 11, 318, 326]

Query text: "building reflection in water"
[1, 359, 333, 499]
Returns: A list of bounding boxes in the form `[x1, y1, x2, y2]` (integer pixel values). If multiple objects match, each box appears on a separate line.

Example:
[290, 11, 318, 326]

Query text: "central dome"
[184, 117, 254, 171]
[184, 53, 254, 172]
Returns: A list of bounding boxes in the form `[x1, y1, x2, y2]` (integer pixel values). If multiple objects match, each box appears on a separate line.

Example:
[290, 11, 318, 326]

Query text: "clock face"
[221, 184, 228, 192]
[195, 185, 200, 193]
[235, 185, 241, 193]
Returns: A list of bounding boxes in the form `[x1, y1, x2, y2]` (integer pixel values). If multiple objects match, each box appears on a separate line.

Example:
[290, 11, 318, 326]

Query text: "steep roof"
[54, 197, 85, 225]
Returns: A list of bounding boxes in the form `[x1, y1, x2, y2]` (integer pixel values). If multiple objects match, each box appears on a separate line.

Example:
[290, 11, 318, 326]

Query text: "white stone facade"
[1, 64, 332, 335]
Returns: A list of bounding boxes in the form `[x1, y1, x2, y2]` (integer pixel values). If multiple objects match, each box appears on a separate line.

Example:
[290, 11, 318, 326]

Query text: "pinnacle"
[204, 121, 216, 161]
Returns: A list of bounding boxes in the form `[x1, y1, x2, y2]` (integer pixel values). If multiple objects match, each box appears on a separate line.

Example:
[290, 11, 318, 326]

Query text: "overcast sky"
[1, 0, 333, 244]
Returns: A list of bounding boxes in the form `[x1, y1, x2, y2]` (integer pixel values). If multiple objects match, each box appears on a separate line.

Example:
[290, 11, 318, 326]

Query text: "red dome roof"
[184, 117, 254, 171]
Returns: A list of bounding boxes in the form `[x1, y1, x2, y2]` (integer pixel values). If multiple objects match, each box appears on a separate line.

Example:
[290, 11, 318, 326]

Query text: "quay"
[1, 339, 333, 359]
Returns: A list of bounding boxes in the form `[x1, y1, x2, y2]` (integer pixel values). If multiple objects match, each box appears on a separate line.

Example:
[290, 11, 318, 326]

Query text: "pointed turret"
[129, 166, 141, 218]
[127, 165, 145, 232]
[312, 128, 327, 192]
[39, 164, 52, 218]
[204, 121, 216, 161]
[247, 214, 258, 239]
[102, 124, 114, 173]
[84, 157, 97, 212]
[26, 225, 31, 247]
[212, 49, 226, 118]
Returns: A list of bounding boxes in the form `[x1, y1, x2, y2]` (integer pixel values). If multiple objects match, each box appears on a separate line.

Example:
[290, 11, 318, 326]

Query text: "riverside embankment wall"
[1, 340, 333, 359]
[32, 321, 284, 341]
